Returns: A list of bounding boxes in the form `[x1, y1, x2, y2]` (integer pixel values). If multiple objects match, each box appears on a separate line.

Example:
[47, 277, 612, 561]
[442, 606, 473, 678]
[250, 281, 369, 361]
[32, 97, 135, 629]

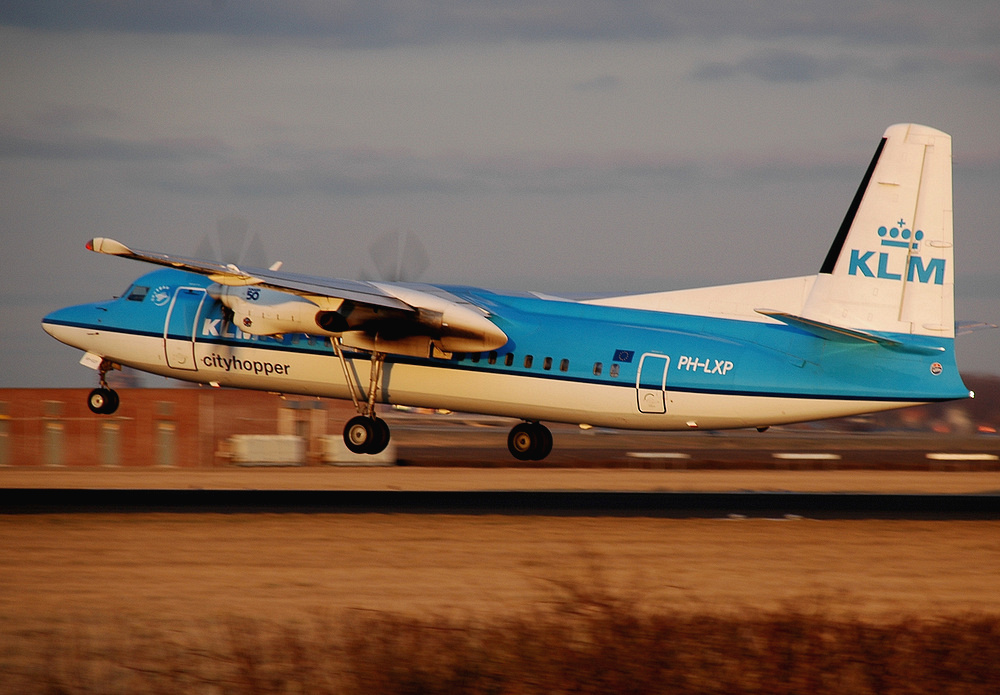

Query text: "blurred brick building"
[0, 388, 360, 468]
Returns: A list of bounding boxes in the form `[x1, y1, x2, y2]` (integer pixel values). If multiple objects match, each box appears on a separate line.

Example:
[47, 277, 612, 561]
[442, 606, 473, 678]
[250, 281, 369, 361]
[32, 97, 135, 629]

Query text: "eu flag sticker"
[613, 349, 634, 363]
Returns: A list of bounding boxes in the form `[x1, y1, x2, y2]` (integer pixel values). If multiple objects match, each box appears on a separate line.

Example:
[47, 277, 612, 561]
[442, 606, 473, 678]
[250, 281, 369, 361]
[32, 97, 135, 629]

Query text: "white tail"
[803, 124, 954, 338]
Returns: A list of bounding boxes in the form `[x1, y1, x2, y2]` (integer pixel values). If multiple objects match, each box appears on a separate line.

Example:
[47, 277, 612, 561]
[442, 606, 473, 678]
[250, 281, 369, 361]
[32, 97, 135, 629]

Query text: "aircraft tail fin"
[802, 124, 954, 339]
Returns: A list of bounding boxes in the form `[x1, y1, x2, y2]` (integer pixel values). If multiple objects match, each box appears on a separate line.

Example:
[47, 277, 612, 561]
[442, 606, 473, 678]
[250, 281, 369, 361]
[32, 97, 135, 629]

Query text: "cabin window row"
[454, 352, 621, 378]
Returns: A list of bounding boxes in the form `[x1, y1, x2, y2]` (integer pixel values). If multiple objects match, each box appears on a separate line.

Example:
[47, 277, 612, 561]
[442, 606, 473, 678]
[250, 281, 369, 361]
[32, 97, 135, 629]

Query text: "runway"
[2, 487, 998, 518]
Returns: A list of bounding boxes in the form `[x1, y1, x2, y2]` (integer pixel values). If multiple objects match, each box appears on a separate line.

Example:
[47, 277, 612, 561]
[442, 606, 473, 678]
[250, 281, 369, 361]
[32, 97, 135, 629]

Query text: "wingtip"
[87, 237, 132, 256]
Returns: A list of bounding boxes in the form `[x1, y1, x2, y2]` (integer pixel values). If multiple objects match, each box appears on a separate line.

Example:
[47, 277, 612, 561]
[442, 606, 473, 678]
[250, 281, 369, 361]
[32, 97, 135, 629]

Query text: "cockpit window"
[127, 285, 149, 302]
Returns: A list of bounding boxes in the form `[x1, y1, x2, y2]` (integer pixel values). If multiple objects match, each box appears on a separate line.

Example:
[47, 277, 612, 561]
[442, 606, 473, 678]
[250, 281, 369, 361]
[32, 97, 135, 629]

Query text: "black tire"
[368, 417, 391, 455]
[532, 423, 553, 460]
[87, 388, 118, 415]
[343, 416, 391, 455]
[343, 416, 375, 454]
[508, 422, 552, 461]
[104, 389, 120, 415]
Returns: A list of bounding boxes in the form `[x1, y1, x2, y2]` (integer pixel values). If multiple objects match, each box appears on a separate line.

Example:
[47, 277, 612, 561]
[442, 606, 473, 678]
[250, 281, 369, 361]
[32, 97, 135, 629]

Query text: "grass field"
[2, 503, 999, 693]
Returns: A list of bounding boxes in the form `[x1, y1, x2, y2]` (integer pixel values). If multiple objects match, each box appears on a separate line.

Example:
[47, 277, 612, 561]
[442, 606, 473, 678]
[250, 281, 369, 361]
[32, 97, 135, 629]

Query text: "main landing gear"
[330, 339, 554, 460]
[87, 358, 120, 415]
[507, 421, 553, 461]
[332, 340, 392, 455]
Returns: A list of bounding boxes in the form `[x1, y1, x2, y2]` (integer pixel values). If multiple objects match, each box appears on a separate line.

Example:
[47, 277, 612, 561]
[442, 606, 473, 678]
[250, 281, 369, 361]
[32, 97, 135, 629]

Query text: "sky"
[2, 1, 998, 387]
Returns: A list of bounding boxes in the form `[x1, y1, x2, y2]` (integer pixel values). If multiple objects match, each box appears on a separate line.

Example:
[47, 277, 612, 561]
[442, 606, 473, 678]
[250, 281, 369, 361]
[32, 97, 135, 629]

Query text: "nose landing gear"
[87, 358, 120, 415]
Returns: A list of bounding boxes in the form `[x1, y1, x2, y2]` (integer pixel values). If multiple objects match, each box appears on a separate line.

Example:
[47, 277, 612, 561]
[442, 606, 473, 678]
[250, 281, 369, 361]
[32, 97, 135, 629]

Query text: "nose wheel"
[86, 358, 120, 414]
[87, 387, 119, 415]
[507, 422, 553, 461]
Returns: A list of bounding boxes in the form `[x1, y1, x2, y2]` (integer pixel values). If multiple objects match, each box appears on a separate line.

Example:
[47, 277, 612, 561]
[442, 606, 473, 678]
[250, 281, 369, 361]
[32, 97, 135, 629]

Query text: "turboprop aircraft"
[42, 123, 973, 460]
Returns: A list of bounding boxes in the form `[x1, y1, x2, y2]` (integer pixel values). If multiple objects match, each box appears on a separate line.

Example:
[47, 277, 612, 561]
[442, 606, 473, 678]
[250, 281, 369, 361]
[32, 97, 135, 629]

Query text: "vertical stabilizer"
[803, 124, 954, 338]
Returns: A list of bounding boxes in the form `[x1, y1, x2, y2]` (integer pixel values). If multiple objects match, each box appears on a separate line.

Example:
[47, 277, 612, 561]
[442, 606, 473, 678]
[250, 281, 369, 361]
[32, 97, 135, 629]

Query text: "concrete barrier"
[230, 435, 306, 466]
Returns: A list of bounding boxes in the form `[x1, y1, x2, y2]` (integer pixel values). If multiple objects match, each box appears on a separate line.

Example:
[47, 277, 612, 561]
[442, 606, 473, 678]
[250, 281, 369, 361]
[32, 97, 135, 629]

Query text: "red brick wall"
[0, 388, 357, 467]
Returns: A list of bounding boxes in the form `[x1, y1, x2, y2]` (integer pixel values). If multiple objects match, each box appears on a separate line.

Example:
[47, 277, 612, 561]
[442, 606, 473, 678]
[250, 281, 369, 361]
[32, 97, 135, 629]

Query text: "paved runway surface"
[2, 487, 998, 518]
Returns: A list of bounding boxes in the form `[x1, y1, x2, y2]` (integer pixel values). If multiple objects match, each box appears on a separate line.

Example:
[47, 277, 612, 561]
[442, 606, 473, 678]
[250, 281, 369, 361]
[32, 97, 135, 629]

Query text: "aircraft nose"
[41, 305, 73, 337]
[41, 302, 105, 345]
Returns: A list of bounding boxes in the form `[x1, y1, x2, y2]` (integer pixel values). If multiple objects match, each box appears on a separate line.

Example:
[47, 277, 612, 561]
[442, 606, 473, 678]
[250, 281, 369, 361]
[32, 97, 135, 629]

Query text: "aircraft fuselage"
[43, 266, 967, 433]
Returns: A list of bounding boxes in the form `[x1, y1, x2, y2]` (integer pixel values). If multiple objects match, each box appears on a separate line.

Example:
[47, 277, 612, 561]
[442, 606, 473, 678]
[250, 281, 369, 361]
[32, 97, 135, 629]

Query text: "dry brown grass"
[2, 511, 1000, 692]
[5, 584, 1000, 694]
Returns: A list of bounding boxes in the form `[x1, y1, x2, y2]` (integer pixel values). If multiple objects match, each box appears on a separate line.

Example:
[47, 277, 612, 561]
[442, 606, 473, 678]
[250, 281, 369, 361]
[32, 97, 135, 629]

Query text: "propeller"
[194, 215, 270, 268]
[193, 219, 428, 282]
[362, 231, 429, 283]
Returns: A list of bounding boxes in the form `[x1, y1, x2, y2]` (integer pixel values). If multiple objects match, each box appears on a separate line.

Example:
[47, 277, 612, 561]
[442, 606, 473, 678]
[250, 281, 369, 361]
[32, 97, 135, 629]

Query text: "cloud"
[29, 104, 124, 131]
[5, 2, 996, 89]
[33, 137, 871, 200]
[123, 146, 703, 198]
[0, 127, 229, 162]
[3, 1, 998, 49]
[692, 45, 1000, 84]
[692, 49, 852, 82]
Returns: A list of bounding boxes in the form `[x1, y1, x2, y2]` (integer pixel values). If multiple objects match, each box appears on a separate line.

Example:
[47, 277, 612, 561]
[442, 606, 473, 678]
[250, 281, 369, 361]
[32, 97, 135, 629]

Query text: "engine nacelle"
[210, 285, 344, 337]
[209, 282, 509, 354]
[373, 283, 508, 353]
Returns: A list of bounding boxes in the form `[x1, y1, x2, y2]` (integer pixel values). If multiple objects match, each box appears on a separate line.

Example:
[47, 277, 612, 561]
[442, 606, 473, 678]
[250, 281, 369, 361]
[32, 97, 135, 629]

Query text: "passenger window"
[488, 352, 498, 365]
[471, 353, 481, 363]
[524, 355, 533, 369]
[610, 363, 620, 378]
[560, 359, 569, 372]
[127, 286, 149, 302]
[505, 353, 514, 366]
[593, 362, 603, 376]
[454, 353, 465, 361]
[543, 357, 552, 371]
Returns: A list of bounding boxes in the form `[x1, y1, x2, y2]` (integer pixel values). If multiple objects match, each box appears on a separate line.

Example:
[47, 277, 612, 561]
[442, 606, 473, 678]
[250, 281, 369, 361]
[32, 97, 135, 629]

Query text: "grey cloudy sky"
[2, 1, 998, 387]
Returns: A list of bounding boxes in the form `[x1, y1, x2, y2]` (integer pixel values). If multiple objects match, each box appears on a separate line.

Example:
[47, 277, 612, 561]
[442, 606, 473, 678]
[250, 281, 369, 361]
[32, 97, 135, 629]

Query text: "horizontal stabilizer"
[956, 320, 998, 336]
[755, 309, 944, 354]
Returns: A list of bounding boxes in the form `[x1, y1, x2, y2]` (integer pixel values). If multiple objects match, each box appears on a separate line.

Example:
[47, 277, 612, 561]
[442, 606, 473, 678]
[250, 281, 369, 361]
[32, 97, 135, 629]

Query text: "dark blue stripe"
[44, 319, 953, 404]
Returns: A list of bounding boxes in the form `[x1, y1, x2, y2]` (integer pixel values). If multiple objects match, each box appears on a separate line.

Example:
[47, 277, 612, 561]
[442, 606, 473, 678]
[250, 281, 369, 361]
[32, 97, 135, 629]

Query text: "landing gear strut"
[87, 359, 120, 415]
[333, 339, 391, 455]
[507, 422, 553, 461]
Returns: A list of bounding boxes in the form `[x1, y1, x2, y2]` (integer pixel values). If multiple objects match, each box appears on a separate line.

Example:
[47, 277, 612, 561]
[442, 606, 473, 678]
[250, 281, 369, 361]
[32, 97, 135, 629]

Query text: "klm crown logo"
[847, 219, 945, 285]
[878, 220, 924, 250]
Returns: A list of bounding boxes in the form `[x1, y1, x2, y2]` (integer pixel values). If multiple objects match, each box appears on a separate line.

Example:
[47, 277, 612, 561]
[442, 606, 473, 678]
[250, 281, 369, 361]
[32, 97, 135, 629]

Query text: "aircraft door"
[163, 287, 207, 371]
[636, 353, 670, 414]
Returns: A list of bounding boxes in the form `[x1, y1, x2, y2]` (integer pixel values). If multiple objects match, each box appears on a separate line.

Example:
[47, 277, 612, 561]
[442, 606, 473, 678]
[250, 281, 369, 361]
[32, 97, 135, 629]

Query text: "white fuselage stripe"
[49, 323, 922, 430]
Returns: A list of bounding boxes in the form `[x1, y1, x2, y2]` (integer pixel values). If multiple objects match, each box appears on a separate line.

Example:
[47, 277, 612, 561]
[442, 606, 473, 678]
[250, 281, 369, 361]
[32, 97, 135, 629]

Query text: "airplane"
[42, 123, 974, 460]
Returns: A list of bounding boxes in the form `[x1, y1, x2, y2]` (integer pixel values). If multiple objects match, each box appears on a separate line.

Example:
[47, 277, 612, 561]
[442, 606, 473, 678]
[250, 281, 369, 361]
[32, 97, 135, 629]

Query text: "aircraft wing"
[87, 237, 508, 356]
[87, 237, 414, 312]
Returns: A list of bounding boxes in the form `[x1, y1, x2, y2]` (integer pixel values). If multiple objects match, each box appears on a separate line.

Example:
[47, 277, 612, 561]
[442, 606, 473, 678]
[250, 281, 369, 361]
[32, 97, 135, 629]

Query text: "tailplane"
[802, 124, 954, 339]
